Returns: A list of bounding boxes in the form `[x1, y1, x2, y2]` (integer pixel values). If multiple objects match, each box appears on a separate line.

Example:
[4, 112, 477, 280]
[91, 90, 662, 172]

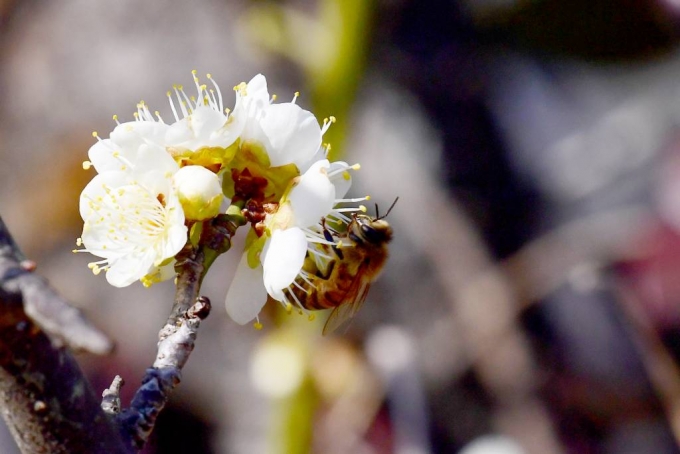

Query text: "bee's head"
[349, 215, 393, 245]
[347, 197, 397, 245]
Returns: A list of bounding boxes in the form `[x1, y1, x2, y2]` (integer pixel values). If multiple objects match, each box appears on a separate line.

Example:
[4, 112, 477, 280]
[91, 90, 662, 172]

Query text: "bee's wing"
[322, 276, 371, 335]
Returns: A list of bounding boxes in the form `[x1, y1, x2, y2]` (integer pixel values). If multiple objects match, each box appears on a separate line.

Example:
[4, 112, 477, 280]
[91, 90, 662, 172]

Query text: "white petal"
[260, 104, 322, 167]
[297, 146, 327, 175]
[106, 249, 156, 287]
[190, 105, 227, 139]
[110, 121, 168, 151]
[261, 228, 307, 296]
[88, 139, 127, 173]
[288, 160, 335, 228]
[328, 160, 352, 199]
[134, 143, 179, 175]
[244, 74, 270, 109]
[225, 253, 268, 324]
[79, 171, 133, 219]
[165, 119, 194, 145]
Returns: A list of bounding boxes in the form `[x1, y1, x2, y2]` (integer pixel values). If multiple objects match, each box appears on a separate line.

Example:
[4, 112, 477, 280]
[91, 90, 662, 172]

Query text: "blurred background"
[4, 0, 680, 453]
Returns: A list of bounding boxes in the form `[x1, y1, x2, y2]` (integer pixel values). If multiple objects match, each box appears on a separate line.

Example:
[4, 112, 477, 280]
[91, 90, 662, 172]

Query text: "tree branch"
[115, 296, 211, 451]
[0, 215, 127, 453]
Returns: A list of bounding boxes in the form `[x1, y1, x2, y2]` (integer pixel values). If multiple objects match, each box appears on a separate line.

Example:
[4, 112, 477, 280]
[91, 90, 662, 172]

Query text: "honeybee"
[292, 198, 397, 334]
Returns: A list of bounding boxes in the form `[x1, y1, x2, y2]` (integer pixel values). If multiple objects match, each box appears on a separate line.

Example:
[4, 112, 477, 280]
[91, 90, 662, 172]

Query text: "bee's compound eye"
[348, 231, 362, 243]
[360, 223, 384, 244]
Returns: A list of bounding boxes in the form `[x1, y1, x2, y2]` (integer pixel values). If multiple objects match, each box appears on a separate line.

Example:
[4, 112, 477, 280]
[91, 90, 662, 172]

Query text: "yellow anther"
[207, 73, 212, 79]
[82, 161, 92, 170]
[191, 69, 197, 75]
[112, 114, 118, 121]
[76, 238, 83, 246]
[308, 314, 316, 321]
[167, 90, 172, 97]
[285, 302, 293, 314]
[342, 171, 351, 181]
[92, 131, 98, 138]
[253, 321, 263, 330]
[351, 163, 361, 170]
[329, 116, 336, 123]
[365, 195, 371, 201]
[294, 91, 300, 97]
[359, 205, 367, 213]
[200, 84, 207, 91]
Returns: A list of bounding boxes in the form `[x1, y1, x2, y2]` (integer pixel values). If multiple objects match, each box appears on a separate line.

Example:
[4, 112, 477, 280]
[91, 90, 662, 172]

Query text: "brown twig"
[113, 215, 239, 451]
[115, 296, 212, 450]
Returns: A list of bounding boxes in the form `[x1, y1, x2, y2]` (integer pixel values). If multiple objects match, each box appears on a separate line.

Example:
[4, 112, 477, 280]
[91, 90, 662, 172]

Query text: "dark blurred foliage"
[371, 0, 680, 452]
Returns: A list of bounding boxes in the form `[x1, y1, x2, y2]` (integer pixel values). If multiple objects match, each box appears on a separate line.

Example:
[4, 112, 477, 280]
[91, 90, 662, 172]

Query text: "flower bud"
[174, 165, 223, 221]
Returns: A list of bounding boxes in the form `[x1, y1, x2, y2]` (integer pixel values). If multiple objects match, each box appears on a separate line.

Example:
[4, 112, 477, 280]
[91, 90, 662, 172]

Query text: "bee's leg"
[321, 218, 344, 260]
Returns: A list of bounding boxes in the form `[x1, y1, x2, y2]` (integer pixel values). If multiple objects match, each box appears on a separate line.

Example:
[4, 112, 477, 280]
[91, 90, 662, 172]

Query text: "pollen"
[253, 321, 264, 330]
[308, 314, 316, 322]
[82, 161, 92, 170]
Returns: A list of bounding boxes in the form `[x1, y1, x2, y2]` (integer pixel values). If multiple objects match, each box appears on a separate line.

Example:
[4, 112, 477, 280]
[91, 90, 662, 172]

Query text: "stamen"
[327, 162, 360, 179]
[321, 116, 336, 135]
[173, 85, 189, 118]
[286, 287, 309, 316]
[82, 161, 92, 170]
[308, 246, 333, 260]
[112, 114, 120, 125]
[207, 73, 224, 112]
[292, 91, 300, 104]
[327, 213, 352, 224]
[167, 90, 180, 122]
[292, 279, 308, 293]
[299, 271, 317, 289]
[334, 205, 366, 213]
[335, 196, 370, 204]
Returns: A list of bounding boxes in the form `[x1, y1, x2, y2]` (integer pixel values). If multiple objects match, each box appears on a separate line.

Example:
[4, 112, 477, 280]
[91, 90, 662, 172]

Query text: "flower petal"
[225, 253, 268, 324]
[260, 104, 321, 168]
[327, 160, 352, 199]
[261, 228, 307, 297]
[287, 160, 335, 228]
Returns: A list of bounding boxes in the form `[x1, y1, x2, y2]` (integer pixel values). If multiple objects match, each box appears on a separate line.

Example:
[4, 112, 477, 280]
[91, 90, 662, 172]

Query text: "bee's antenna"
[377, 196, 399, 220]
[375, 203, 380, 220]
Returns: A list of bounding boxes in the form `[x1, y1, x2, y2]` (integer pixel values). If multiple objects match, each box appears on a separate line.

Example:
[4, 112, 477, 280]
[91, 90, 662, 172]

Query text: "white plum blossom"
[223, 75, 336, 205]
[77, 156, 187, 287]
[225, 159, 365, 325]
[164, 73, 244, 165]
